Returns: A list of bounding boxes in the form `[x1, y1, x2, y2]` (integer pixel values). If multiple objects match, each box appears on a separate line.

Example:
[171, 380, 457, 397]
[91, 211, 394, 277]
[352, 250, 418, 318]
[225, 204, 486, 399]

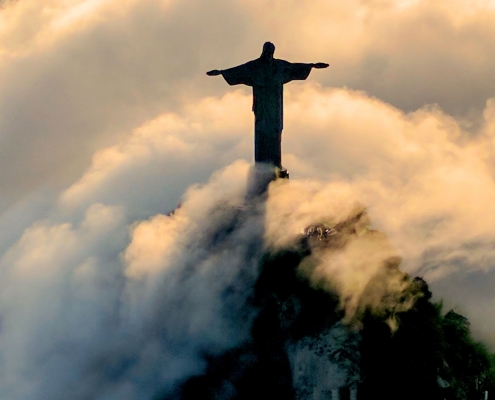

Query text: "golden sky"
[2, 0, 495, 397]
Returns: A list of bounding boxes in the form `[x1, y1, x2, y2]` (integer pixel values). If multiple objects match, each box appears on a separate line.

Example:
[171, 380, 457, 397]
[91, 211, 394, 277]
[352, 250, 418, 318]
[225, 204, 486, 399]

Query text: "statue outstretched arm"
[207, 63, 254, 86]
[282, 61, 328, 83]
[206, 69, 222, 76]
[312, 63, 329, 69]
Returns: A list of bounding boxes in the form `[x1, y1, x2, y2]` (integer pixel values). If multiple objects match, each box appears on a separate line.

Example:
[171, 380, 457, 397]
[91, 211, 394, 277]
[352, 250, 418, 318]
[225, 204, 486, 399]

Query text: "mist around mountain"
[0, 161, 492, 399]
[164, 173, 495, 400]
[173, 242, 495, 400]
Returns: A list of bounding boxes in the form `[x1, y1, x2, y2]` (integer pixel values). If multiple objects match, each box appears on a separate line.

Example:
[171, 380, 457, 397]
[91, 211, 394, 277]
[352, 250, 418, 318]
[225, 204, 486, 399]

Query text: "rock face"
[289, 323, 360, 399]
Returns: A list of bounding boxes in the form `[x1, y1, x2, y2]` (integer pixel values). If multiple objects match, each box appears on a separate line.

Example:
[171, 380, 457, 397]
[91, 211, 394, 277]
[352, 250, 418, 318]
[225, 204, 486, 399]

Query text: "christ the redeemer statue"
[207, 42, 328, 169]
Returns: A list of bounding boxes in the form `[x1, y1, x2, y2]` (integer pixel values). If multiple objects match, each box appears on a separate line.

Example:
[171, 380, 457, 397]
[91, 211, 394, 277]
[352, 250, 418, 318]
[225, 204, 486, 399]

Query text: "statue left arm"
[282, 61, 328, 84]
[312, 63, 329, 69]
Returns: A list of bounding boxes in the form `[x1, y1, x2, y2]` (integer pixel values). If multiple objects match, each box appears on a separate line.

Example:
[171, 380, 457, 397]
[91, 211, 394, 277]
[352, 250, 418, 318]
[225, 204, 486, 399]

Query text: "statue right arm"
[206, 69, 222, 76]
[216, 63, 254, 86]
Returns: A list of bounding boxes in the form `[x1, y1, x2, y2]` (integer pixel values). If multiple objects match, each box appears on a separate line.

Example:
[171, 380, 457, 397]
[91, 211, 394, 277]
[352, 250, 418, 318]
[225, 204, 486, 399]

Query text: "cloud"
[1, 0, 495, 395]
[67, 80, 471, 313]
[58, 90, 253, 219]
[0, 161, 269, 399]
[2, 83, 495, 397]
[240, 0, 495, 115]
[0, 157, 420, 398]
[0, 0, 254, 209]
[271, 83, 495, 280]
[5, 71, 494, 344]
[0, 202, 129, 398]
[3, 0, 495, 209]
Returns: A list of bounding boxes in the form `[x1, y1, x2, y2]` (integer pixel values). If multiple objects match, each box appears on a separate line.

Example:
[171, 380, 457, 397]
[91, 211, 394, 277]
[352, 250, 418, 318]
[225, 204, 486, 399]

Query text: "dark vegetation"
[361, 277, 495, 400]
[166, 229, 495, 400]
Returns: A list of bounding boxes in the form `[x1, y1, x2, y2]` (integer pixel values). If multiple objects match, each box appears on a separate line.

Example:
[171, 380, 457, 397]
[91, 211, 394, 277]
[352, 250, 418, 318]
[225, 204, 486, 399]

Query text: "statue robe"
[220, 59, 313, 167]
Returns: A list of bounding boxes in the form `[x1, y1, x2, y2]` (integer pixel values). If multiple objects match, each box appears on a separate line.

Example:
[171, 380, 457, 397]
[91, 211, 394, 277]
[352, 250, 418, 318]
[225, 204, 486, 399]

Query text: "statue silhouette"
[207, 42, 328, 169]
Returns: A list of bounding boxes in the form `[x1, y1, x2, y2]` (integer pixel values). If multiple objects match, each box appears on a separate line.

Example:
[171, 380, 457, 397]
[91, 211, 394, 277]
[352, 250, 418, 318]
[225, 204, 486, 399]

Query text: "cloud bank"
[1, 83, 494, 396]
[1, 0, 495, 397]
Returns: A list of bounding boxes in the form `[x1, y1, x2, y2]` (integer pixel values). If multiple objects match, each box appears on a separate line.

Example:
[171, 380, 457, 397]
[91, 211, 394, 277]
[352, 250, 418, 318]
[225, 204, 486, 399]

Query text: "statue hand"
[206, 69, 222, 76]
[313, 63, 329, 69]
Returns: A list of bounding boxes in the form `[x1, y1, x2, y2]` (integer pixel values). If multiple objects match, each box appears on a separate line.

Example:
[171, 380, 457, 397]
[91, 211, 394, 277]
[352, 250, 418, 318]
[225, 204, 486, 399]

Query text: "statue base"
[278, 168, 289, 180]
[245, 164, 289, 202]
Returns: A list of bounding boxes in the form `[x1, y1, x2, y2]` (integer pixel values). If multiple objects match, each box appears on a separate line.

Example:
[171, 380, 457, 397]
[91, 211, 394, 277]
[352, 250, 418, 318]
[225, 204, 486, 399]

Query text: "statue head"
[261, 42, 275, 60]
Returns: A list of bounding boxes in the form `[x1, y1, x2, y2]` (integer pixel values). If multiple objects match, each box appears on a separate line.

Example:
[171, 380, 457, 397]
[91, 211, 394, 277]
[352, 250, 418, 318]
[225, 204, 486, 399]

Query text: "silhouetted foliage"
[360, 278, 494, 400]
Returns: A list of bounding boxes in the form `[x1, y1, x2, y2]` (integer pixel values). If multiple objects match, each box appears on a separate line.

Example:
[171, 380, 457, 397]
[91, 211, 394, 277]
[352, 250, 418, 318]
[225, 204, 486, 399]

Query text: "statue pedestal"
[278, 167, 289, 179]
[245, 163, 289, 201]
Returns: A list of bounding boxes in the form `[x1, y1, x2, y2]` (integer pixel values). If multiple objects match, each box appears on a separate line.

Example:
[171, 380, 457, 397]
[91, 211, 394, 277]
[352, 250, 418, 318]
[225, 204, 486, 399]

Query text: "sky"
[3, 0, 495, 398]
